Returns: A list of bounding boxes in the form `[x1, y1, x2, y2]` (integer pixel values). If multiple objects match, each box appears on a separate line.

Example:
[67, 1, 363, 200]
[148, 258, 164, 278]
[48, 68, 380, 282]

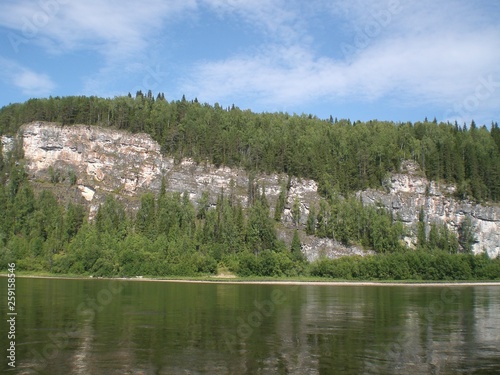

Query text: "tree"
[292, 197, 301, 226]
[197, 191, 210, 220]
[246, 195, 277, 254]
[306, 205, 316, 235]
[136, 193, 156, 239]
[95, 195, 127, 237]
[0, 141, 4, 181]
[274, 184, 287, 222]
[417, 206, 426, 248]
[458, 216, 477, 253]
[290, 230, 304, 261]
[64, 203, 85, 242]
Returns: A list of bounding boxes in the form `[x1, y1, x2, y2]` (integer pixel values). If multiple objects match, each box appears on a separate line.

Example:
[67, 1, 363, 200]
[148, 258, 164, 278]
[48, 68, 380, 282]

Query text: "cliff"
[359, 161, 500, 258]
[3, 122, 500, 259]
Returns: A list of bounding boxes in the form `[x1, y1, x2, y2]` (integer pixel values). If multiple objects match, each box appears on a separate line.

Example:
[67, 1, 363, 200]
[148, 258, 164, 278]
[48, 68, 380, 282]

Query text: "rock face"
[3, 122, 500, 259]
[13, 122, 360, 260]
[359, 161, 500, 258]
[1, 135, 14, 153]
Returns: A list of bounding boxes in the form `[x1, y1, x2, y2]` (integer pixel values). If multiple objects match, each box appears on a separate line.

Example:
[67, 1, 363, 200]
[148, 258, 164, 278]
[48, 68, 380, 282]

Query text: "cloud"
[0, 0, 498, 123]
[14, 70, 56, 96]
[182, 0, 500, 121]
[200, 0, 305, 44]
[0, 58, 56, 96]
[0, 0, 197, 58]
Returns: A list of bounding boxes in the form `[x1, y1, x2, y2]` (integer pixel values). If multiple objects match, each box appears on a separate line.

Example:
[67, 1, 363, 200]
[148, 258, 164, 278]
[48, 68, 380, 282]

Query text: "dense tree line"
[1, 94, 500, 202]
[306, 196, 406, 253]
[1, 94, 499, 280]
[1, 142, 499, 280]
[0, 145, 307, 276]
[309, 252, 500, 281]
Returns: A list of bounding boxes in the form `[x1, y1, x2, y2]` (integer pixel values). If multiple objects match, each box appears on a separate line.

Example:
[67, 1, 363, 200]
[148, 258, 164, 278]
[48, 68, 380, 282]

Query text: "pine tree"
[136, 193, 156, 239]
[458, 216, 476, 253]
[290, 230, 304, 261]
[292, 197, 301, 227]
[306, 205, 316, 235]
[197, 191, 210, 220]
[274, 184, 287, 222]
[417, 206, 426, 249]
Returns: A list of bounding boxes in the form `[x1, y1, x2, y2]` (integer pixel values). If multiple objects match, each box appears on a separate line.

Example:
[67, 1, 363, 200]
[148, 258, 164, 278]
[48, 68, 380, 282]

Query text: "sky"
[0, 0, 499, 125]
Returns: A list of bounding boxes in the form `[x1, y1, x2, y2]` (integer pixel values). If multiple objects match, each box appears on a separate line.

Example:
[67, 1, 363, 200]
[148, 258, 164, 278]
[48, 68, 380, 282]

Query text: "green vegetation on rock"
[1, 94, 500, 280]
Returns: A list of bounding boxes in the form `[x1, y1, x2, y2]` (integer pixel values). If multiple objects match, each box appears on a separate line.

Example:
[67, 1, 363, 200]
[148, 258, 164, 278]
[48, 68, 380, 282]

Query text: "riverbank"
[2, 272, 500, 287]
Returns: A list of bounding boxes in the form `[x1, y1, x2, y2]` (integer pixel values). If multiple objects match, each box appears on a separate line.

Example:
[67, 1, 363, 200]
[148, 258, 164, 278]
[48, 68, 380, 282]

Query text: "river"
[1, 277, 499, 374]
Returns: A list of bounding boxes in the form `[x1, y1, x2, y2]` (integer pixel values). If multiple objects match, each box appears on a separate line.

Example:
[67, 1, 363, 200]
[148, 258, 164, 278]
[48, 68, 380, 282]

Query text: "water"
[1, 277, 499, 374]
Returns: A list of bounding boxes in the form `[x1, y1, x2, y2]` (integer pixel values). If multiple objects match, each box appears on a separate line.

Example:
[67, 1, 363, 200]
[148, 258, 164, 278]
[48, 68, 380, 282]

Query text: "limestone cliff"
[359, 161, 500, 258]
[3, 122, 500, 259]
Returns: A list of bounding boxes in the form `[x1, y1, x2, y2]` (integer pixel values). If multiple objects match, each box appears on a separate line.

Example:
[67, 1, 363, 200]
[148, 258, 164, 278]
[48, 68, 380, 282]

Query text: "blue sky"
[1, 0, 499, 125]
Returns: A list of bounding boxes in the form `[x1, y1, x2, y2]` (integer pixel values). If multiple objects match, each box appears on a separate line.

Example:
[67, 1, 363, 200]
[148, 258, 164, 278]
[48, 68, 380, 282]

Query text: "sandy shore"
[4, 274, 500, 287]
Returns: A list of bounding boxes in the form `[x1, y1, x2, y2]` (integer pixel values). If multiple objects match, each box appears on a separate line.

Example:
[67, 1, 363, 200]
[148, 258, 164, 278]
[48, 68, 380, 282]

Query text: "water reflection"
[1, 278, 499, 375]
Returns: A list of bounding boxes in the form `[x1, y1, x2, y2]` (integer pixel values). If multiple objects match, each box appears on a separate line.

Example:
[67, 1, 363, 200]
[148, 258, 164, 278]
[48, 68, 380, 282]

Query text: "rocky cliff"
[3, 122, 500, 259]
[359, 161, 500, 258]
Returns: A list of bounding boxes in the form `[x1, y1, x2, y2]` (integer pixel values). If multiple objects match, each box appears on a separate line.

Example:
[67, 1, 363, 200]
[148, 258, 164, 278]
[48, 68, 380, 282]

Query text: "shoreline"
[2, 274, 500, 287]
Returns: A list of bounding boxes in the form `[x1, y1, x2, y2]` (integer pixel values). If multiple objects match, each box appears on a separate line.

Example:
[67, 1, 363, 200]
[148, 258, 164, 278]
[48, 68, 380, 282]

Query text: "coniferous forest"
[1, 93, 499, 280]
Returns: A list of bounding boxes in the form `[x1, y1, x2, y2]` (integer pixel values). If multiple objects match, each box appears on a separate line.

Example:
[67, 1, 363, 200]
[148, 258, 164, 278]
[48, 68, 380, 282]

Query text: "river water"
[1, 277, 499, 374]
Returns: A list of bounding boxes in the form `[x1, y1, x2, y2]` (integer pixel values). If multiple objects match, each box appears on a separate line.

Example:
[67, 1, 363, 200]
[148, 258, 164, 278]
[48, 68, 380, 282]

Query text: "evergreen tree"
[136, 193, 156, 239]
[95, 195, 127, 236]
[306, 205, 316, 235]
[290, 230, 304, 261]
[274, 184, 287, 222]
[197, 191, 210, 220]
[246, 194, 277, 254]
[458, 216, 477, 253]
[417, 206, 426, 248]
[292, 197, 301, 226]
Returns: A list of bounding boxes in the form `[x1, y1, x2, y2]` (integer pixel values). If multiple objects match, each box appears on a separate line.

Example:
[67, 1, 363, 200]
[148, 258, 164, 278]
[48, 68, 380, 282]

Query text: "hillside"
[0, 95, 499, 280]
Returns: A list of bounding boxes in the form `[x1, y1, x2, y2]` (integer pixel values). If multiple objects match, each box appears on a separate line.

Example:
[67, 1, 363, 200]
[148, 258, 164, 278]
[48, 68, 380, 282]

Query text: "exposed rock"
[301, 237, 373, 262]
[359, 161, 500, 258]
[5, 123, 500, 259]
[1, 135, 15, 153]
[15, 122, 333, 254]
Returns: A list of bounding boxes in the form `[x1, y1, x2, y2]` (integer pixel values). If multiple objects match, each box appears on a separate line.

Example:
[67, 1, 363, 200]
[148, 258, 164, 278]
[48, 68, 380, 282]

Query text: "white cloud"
[0, 0, 498, 123]
[0, 57, 56, 96]
[0, 0, 198, 98]
[14, 70, 56, 95]
[182, 0, 500, 122]
[0, 0, 197, 58]
[200, 0, 305, 45]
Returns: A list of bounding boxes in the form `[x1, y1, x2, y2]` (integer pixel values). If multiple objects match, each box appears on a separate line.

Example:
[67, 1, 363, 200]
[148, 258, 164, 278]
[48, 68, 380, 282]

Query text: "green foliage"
[314, 196, 405, 253]
[310, 251, 500, 281]
[292, 197, 301, 226]
[417, 206, 426, 248]
[48, 166, 61, 184]
[458, 216, 477, 253]
[95, 195, 127, 237]
[274, 184, 287, 222]
[1, 95, 499, 280]
[246, 190, 277, 254]
[290, 230, 304, 261]
[2, 96, 499, 202]
[68, 170, 77, 185]
[305, 205, 316, 235]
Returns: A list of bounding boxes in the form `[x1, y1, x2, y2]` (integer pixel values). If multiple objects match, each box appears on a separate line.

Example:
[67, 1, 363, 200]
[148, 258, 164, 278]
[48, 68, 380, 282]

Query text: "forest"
[1, 92, 499, 201]
[0, 93, 499, 280]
